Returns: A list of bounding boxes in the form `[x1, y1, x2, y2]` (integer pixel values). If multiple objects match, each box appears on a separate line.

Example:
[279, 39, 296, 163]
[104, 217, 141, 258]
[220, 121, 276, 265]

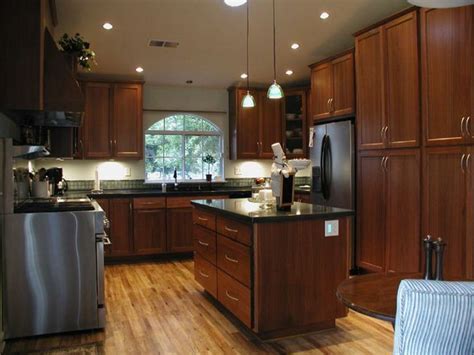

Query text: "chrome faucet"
[173, 168, 178, 190]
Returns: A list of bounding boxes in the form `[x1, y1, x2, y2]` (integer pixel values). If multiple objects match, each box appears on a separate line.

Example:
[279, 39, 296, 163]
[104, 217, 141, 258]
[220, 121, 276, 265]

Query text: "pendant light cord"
[273, 0, 276, 81]
[246, 0, 250, 90]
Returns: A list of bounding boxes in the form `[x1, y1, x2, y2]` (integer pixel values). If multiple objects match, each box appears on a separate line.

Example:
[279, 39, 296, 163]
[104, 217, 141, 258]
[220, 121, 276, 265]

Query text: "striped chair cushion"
[393, 280, 474, 355]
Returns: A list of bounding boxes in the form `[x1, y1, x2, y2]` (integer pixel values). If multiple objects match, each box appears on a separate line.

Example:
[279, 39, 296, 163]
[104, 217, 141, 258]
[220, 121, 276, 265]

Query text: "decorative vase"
[63, 53, 79, 77]
[206, 174, 212, 182]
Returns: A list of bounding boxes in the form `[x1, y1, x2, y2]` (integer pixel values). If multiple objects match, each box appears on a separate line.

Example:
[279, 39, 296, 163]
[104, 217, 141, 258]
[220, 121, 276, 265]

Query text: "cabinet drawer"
[193, 225, 216, 264]
[193, 209, 216, 231]
[167, 195, 228, 209]
[217, 236, 251, 287]
[133, 197, 166, 210]
[194, 253, 217, 298]
[217, 216, 252, 246]
[217, 270, 251, 328]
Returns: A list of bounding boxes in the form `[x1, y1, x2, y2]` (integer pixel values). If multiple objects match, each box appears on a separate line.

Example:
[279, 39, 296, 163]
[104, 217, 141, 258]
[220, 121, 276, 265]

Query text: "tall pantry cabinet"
[355, 9, 421, 273]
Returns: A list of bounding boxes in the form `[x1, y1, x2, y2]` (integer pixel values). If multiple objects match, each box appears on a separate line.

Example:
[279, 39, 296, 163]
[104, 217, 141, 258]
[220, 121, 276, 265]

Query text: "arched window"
[145, 114, 223, 181]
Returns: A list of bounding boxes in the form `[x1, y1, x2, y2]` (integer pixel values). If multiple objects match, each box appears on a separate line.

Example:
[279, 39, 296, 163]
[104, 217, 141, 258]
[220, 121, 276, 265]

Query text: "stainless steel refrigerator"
[310, 120, 356, 270]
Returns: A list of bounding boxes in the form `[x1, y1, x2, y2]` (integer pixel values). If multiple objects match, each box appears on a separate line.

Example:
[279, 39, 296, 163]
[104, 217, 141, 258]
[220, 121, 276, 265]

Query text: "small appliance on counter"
[46, 167, 68, 196]
[270, 143, 310, 210]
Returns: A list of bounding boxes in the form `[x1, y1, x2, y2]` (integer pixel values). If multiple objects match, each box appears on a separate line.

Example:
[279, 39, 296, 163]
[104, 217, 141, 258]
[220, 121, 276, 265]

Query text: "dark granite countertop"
[191, 198, 353, 223]
[64, 187, 252, 199]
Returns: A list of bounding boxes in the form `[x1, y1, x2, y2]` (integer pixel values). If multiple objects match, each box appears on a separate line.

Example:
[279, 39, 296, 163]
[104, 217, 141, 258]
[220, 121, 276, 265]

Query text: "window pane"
[164, 115, 184, 131]
[148, 119, 164, 131]
[145, 134, 164, 158]
[163, 158, 183, 180]
[202, 120, 218, 132]
[184, 116, 202, 131]
[185, 135, 202, 157]
[163, 135, 183, 157]
[202, 136, 220, 156]
[184, 155, 203, 179]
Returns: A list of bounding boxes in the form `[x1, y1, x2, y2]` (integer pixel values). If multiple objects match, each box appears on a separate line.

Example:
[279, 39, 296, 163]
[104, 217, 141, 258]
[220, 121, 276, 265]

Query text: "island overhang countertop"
[190, 198, 354, 223]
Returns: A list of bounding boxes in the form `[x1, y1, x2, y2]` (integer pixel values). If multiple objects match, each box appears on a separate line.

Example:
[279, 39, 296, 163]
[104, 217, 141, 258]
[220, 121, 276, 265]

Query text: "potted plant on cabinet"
[203, 154, 216, 182]
[58, 33, 97, 75]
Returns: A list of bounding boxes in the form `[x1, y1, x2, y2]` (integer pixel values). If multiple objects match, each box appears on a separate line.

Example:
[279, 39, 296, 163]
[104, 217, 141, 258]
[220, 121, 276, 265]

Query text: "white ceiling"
[55, 0, 410, 88]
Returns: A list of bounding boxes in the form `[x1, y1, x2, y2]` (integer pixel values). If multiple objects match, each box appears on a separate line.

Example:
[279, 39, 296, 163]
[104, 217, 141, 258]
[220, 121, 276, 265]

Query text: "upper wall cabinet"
[355, 10, 420, 150]
[79, 81, 143, 160]
[309, 51, 355, 122]
[229, 88, 282, 160]
[421, 6, 473, 146]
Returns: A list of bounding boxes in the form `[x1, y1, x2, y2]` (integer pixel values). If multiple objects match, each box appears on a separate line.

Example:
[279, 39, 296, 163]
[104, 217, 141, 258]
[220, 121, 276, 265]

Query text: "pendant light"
[407, 0, 474, 8]
[242, 1, 255, 108]
[267, 0, 284, 99]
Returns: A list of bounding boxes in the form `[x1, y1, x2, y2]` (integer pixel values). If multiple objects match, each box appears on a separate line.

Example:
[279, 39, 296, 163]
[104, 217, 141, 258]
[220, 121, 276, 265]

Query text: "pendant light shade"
[267, 0, 284, 99]
[241, 1, 255, 108]
[267, 80, 284, 99]
[242, 91, 256, 107]
[407, 0, 474, 8]
[224, 0, 247, 7]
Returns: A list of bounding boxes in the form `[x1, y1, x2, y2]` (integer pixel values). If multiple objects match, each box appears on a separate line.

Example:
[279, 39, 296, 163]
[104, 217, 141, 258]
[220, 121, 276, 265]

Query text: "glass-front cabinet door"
[283, 89, 308, 158]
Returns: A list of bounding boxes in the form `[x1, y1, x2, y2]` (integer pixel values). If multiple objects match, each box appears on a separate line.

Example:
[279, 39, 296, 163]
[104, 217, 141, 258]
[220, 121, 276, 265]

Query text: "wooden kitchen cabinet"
[108, 198, 133, 256]
[283, 89, 309, 158]
[80, 80, 143, 159]
[423, 147, 472, 279]
[167, 207, 194, 253]
[355, 10, 419, 150]
[133, 197, 167, 255]
[357, 149, 421, 273]
[309, 51, 354, 122]
[420, 7, 473, 147]
[228, 87, 283, 160]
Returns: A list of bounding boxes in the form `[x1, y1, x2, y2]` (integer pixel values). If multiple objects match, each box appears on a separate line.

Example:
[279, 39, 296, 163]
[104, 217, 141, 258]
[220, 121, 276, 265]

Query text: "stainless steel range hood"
[13, 145, 50, 160]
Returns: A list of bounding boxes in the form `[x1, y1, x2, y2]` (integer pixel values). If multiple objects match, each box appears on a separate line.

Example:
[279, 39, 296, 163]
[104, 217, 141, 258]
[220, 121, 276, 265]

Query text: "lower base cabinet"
[108, 198, 134, 257]
[133, 208, 167, 254]
[167, 207, 194, 253]
[217, 269, 251, 328]
[194, 253, 217, 297]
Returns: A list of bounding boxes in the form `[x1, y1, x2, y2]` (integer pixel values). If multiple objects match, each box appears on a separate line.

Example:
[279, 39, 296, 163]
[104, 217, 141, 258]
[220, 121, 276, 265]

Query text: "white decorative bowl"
[288, 159, 311, 171]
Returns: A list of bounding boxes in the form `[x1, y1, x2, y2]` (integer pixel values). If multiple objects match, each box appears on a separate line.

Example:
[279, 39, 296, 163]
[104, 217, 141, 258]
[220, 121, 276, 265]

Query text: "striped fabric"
[393, 280, 474, 355]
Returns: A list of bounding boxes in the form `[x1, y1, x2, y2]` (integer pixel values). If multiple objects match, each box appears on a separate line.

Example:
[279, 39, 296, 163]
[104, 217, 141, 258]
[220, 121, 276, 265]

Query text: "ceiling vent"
[149, 40, 179, 48]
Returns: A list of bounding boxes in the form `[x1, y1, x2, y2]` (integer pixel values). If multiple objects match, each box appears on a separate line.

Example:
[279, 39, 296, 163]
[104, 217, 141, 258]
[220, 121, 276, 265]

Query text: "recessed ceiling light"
[136, 67, 144, 73]
[102, 22, 113, 30]
[320, 12, 330, 20]
[291, 43, 300, 50]
[240, 73, 248, 79]
[224, 0, 247, 7]
[186, 80, 193, 84]
[285, 70, 293, 76]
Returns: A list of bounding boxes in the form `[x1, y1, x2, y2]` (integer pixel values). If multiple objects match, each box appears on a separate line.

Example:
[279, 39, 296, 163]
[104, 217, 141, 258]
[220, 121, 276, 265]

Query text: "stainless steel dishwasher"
[3, 200, 109, 339]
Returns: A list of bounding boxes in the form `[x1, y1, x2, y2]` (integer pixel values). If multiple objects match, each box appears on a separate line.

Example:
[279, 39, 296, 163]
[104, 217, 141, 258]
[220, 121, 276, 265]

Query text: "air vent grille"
[149, 40, 179, 48]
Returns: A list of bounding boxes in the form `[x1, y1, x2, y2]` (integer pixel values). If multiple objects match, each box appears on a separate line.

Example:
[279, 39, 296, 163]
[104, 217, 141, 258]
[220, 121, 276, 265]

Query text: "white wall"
[37, 84, 310, 180]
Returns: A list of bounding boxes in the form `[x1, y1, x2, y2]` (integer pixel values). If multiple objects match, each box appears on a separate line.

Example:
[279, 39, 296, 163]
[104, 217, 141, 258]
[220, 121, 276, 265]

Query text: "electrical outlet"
[325, 220, 339, 237]
[125, 167, 131, 177]
[234, 166, 242, 176]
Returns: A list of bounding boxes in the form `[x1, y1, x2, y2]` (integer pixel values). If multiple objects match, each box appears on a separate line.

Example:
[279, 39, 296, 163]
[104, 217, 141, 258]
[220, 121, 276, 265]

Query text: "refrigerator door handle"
[322, 135, 331, 200]
[320, 135, 327, 198]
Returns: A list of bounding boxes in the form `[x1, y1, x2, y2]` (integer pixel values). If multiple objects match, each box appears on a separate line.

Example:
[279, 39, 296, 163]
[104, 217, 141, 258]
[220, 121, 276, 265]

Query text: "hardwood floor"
[5, 259, 394, 354]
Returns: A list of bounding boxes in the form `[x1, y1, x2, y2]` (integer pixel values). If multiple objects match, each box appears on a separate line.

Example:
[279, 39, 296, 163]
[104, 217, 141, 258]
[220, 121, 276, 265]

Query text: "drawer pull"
[225, 290, 239, 302]
[198, 216, 208, 222]
[199, 270, 209, 278]
[225, 254, 239, 264]
[224, 226, 239, 234]
[198, 240, 209, 247]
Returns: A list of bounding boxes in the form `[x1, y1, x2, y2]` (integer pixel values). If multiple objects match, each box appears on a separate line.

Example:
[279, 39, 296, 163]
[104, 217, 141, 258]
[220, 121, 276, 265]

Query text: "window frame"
[144, 115, 224, 183]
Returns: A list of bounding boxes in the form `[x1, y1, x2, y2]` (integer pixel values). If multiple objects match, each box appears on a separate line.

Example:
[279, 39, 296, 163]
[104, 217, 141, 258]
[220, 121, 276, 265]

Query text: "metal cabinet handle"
[461, 117, 466, 136]
[225, 290, 239, 302]
[466, 154, 471, 170]
[327, 98, 331, 112]
[224, 226, 238, 234]
[384, 126, 389, 140]
[384, 156, 389, 169]
[380, 156, 385, 169]
[199, 270, 209, 278]
[225, 254, 239, 263]
[466, 117, 471, 136]
[461, 154, 466, 173]
[198, 216, 208, 222]
[198, 240, 209, 247]
[380, 127, 384, 140]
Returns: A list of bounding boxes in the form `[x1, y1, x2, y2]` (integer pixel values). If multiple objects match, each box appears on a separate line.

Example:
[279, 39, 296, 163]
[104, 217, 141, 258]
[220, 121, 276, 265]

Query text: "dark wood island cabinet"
[192, 198, 353, 339]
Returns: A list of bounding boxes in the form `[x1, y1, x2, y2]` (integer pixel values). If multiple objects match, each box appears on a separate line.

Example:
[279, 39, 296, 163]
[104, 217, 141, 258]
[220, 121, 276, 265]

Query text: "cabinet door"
[385, 150, 421, 273]
[113, 84, 143, 159]
[332, 53, 355, 117]
[384, 11, 420, 148]
[357, 151, 386, 272]
[311, 63, 333, 121]
[356, 28, 385, 150]
[133, 209, 167, 255]
[167, 207, 194, 253]
[423, 147, 467, 279]
[83, 83, 112, 159]
[237, 89, 260, 159]
[421, 7, 472, 146]
[260, 92, 282, 158]
[467, 147, 474, 279]
[108, 198, 133, 256]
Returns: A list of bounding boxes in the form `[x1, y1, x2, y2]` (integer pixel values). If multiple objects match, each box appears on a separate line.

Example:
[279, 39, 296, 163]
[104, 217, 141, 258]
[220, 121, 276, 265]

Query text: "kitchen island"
[191, 198, 353, 339]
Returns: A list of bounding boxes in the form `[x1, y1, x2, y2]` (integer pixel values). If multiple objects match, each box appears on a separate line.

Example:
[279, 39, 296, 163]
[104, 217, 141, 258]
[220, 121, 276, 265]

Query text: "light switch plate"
[325, 220, 339, 237]
[234, 166, 242, 175]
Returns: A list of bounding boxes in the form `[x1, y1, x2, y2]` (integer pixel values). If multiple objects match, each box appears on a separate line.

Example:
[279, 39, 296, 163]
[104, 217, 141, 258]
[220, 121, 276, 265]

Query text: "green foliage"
[203, 154, 216, 174]
[58, 33, 97, 71]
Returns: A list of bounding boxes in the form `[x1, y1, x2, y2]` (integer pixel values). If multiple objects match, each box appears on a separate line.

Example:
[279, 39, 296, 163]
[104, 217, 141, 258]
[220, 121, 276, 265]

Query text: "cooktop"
[14, 197, 95, 213]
